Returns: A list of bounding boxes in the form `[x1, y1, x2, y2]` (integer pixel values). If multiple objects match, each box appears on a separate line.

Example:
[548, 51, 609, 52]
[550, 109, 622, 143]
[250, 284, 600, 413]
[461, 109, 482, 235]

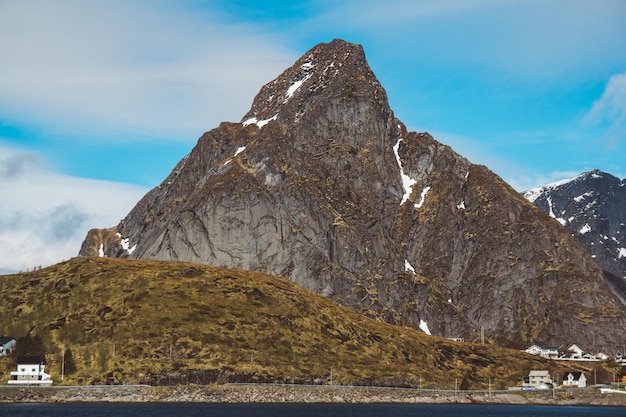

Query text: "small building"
[8, 356, 52, 385]
[523, 370, 554, 389]
[566, 344, 584, 359]
[562, 371, 587, 388]
[0, 337, 16, 357]
[525, 345, 559, 359]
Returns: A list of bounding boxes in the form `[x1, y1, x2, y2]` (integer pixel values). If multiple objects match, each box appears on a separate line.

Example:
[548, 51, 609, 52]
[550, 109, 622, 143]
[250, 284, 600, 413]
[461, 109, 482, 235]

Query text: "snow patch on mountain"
[405, 259, 416, 274]
[243, 114, 278, 128]
[574, 192, 593, 203]
[393, 138, 417, 205]
[545, 196, 566, 225]
[285, 76, 311, 102]
[415, 186, 430, 209]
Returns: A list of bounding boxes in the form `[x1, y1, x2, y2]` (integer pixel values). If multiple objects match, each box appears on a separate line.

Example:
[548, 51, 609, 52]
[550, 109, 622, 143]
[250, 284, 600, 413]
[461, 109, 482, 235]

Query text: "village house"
[525, 344, 559, 359]
[562, 371, 587, 388]
[8, 355, 52, 385]
[523, 370, 554, 389]
[0, 337, 16, 357]
[565, 344, 584, 359]
[525, 343, 611, 362]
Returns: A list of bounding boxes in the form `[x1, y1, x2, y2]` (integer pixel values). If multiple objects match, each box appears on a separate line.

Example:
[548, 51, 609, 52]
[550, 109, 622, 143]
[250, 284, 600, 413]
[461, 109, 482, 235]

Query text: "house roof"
[529, 370, 551, 377]
[567, 344, 584, 351]
[528, 344, 559, 350]
[564, 372, 585, 380]
[0, 336, 16, 345]
[16, 355, 42, 364]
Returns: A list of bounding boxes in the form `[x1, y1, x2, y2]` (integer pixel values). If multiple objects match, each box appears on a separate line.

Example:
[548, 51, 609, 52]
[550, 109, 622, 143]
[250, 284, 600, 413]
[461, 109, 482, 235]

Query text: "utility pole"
[330, 367, 333, 386]
[481, 327, 484, 344]
[488, 377, 492, 398]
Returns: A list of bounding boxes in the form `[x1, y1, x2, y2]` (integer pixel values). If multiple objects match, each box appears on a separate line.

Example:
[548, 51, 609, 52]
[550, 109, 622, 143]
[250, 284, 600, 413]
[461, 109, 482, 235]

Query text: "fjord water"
[3, 403, 625, 417]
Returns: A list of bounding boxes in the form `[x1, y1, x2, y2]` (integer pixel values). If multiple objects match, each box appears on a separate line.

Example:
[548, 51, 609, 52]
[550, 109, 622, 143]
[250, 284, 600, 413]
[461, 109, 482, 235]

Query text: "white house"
[8, 356, 52, 385]
[524, 370, 554, 389]
[566, 344, 584, 359]
[525, 345, 559, 359]
[0, 337, 16, 357]
[562, 371, 587, 388]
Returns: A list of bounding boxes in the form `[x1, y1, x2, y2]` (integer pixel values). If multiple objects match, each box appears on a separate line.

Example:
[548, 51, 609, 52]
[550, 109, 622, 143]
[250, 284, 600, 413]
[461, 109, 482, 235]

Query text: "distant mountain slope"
[80, 39, 626, 352]
[523, 170, 626, 301]
[0, 257, 574, 387]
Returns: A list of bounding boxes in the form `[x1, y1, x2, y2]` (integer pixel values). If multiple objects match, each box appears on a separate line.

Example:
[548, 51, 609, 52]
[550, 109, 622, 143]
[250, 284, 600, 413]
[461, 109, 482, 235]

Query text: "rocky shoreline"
[1, 384, 626, 406]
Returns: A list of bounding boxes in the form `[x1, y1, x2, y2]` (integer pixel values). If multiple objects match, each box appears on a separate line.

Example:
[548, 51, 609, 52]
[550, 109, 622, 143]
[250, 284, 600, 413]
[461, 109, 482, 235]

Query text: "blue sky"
[1, 0, 625, 273]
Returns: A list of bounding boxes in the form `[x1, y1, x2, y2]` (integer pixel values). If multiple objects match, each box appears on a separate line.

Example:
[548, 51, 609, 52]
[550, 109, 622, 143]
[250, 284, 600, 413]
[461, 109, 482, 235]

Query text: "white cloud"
[0, 0, 296, 142]
[0, 144, 147, 274]
[584, 72, 626, 147]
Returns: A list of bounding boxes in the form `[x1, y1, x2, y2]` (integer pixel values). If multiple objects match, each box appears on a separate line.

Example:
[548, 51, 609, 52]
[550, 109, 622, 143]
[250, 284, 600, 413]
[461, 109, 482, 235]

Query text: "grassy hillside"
[0, 257, 608, 387]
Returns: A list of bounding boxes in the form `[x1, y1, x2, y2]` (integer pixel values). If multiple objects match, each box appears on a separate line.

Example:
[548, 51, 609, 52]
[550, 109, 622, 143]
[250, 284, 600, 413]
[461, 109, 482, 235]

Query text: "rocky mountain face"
[523, 170, 626, 302]
[80, 39, 626, 352]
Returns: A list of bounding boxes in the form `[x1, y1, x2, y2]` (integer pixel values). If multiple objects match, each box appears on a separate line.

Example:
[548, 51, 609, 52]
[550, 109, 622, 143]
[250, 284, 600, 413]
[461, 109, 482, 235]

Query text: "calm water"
[1, 403, 625, 417]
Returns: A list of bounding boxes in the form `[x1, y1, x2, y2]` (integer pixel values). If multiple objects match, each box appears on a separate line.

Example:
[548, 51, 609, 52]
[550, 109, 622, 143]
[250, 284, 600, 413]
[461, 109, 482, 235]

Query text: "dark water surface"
[1, 403, 625, 417]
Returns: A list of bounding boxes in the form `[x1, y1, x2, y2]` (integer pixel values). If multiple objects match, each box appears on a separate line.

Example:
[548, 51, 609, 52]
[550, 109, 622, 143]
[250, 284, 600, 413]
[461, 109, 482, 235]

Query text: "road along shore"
[1, 384, 625, 406]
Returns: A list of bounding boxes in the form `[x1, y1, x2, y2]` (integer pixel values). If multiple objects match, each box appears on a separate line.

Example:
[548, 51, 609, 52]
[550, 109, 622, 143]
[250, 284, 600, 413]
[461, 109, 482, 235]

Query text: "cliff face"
[80, 39, 626, 352]
[524, 170, 626, 303]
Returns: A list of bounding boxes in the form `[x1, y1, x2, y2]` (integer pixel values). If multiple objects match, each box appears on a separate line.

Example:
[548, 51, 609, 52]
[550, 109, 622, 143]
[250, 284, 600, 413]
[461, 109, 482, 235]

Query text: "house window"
[20, 367, 25, 372]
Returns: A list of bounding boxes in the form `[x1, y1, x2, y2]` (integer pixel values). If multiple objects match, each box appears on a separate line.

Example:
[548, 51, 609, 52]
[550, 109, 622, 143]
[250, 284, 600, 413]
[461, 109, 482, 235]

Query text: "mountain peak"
[523, 169, 620, 203]
[241, 39, 388, 128]
[79, 41, 626, 352]
[523, 169, 626, 292]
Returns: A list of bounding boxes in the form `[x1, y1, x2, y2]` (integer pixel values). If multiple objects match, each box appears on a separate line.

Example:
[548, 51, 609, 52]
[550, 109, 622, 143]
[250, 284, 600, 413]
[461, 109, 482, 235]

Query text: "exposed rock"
[80, 39, 626, 352]
[523, 170, 626, 303]
[1, 385, 626, 405]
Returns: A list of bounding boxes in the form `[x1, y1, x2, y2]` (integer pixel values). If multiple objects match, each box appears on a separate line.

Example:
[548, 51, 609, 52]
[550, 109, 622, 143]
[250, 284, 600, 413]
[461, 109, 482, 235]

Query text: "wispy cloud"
[0, 143, 147, 274]
[584, 72, 626, 148]
[311, 0, 626, 78]
[0, 0, 296, 143]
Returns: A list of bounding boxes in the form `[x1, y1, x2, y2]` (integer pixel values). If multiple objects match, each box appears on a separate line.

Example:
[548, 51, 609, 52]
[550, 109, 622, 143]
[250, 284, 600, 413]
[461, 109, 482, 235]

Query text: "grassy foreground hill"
[0, 257, 608, 388]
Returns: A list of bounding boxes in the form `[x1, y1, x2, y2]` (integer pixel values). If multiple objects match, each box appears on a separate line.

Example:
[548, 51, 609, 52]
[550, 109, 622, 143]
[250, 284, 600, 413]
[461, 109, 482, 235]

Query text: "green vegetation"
[0, 257, 601, 387]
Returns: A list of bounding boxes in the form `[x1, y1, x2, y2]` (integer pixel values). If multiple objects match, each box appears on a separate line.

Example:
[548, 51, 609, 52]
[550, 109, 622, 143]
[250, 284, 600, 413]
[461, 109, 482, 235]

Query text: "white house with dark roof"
[0, 337, 16, 357]
[562, 371, 587, 388]
[8, 356, 52, 385]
